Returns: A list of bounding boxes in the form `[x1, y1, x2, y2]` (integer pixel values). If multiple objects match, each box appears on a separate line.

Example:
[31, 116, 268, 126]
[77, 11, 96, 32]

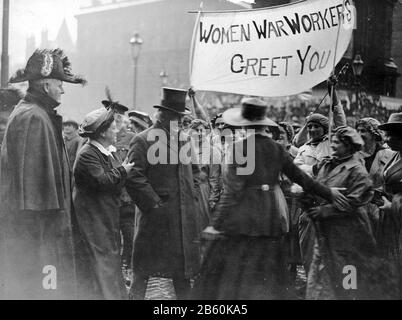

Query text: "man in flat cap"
[63, 119, 82, 170]
[126, 88, 201, 300]
[0, 49, 86, 299]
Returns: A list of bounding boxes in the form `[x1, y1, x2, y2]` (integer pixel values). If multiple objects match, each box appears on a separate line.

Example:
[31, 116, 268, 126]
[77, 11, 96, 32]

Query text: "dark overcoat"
[212, 133, 333, 236]
[193, 133, 333, 300]
[126, 123, 201, 279]
[0, 89, 76, 299]
[73, 143, 128, 300]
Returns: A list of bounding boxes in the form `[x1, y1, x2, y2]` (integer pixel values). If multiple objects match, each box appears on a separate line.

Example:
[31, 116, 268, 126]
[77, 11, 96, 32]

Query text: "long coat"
[193, 133, 334, 300]
[0, 89, 76, 299]
[73, 143, 128, 300]
[126, 123, 201, 279]
[306, 154, 377, 300]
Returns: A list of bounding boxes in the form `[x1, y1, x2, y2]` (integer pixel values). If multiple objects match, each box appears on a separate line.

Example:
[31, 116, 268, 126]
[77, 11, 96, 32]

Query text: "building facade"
[60, 0, 244, 120]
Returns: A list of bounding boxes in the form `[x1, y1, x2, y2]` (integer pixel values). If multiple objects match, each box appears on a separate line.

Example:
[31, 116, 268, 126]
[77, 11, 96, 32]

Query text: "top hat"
[378, 113, 402, 131]
[153, 87, 191, 115]
[222, 98, 278, 127]
[9, 49, 86, 85]
[79, 108, 115, 138]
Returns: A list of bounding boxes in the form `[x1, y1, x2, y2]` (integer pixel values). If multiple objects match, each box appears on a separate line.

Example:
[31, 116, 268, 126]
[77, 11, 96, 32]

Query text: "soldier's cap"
[128, 110, 153, 129]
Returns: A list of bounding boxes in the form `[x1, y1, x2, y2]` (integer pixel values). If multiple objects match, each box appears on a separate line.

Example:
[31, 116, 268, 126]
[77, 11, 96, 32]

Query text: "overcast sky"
[3, 0, 254, 68]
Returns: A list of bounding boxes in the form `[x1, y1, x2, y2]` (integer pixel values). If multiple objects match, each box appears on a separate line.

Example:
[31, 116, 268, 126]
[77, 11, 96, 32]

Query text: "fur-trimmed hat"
[9, 49, 86, 85]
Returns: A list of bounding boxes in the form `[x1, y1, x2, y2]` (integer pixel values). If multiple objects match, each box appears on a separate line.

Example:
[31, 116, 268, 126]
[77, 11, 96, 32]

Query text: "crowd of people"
[0, 48, 402, 300]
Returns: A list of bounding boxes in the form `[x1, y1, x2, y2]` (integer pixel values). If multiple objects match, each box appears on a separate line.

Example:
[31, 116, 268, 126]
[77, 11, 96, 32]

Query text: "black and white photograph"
[0, 0, 402, 305]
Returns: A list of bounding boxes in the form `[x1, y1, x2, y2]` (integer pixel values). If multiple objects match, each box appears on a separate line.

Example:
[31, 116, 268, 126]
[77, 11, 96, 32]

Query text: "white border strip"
[77, 0, 166, 16]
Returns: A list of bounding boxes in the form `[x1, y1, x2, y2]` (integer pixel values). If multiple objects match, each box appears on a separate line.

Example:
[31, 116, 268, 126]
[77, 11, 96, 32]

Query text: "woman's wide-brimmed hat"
[154, 87, 191, 115]
[9, 49, 86, 85]
[378, 113, 402, 131]
[79, 108, 115, 138]
[222, 98, 278, 127]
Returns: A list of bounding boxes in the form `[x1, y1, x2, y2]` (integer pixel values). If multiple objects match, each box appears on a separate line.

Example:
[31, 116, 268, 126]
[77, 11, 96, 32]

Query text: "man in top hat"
[63, 119, 82, 170]
[0, 49, 86, 299]
[126, 87, 201, 300]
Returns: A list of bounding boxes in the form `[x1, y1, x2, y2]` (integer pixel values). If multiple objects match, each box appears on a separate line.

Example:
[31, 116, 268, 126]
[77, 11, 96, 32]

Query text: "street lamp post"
[352, 54, 364, 111]
[160, 70, 168, 87]
[129, 32, 143, 109]
[1, 0, 10, 88]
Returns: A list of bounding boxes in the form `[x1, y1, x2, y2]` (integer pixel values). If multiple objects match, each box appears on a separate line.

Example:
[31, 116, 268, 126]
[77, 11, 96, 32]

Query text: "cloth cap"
[334, 126, 364, 150]
[79, 108, 115, 138]
[306, 113, 329, 131]
[355, 117, 382, 141]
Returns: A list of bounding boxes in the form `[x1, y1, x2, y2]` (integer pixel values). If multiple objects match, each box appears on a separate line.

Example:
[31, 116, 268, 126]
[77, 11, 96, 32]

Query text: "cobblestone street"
[124, 266, 307, 300]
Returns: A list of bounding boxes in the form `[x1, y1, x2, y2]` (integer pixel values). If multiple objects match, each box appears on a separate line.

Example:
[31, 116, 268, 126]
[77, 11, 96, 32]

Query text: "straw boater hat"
[9, 49, 86, 85]
[222, 98, 278, 127]
[378, 113, 402, 132]
[154, 87, 191, 115]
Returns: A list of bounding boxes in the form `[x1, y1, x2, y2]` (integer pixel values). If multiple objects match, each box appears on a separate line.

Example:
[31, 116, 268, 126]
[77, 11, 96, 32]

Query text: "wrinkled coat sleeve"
[282, 148, 333, 201]
[125, 135, 161, 212]
[75, 149, 127, 192]
[318, 166, 373, 218]
[208, 148, 223, 206]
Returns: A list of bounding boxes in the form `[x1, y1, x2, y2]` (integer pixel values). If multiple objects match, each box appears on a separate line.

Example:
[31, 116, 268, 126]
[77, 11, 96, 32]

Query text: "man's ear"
[43, 81, 50, 94]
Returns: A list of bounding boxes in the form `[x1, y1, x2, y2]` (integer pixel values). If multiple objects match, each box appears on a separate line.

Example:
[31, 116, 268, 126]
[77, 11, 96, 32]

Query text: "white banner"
[190, 0, 355, 97]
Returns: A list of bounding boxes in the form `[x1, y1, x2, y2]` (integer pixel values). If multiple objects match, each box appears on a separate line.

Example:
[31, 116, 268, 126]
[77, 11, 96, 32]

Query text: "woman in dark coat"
[305, 126, 377, 300]
[73, 107, 134, 300]
[192, 98, 347, 300]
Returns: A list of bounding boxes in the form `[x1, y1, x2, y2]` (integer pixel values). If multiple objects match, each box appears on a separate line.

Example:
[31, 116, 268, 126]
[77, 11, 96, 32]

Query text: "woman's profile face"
[103, 121, 118, 146]
[356, 125, 375, 146]
[330, 135, 349, 158]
